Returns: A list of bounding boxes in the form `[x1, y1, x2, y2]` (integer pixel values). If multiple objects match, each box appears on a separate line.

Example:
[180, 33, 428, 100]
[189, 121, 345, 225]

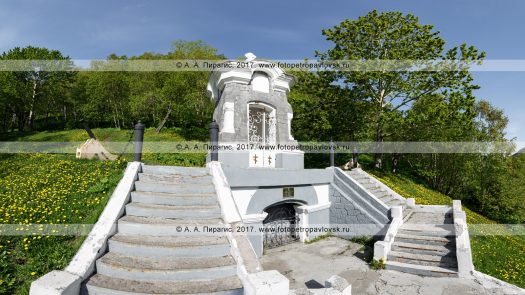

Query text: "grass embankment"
[0, 128, 207, 294]
[368, 170, 525, 288]
[0, 127, 208, 167]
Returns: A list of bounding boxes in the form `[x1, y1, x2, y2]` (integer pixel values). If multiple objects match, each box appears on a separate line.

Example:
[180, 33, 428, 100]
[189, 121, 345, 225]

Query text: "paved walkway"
[260, 237, 524, 295]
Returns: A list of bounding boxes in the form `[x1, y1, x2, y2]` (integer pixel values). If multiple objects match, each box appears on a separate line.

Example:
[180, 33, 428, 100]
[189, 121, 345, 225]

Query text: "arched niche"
[251, 72, 270, 93]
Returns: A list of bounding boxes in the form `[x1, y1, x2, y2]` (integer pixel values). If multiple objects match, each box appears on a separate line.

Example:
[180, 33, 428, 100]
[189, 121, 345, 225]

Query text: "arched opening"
[262, 201, 302, 249]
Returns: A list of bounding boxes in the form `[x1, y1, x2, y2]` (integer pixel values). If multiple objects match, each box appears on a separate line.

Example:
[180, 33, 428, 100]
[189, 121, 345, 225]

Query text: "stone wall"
[330, 185, 376, 225]
[329, 185, 385, 237]
[213, 82, 295, 144]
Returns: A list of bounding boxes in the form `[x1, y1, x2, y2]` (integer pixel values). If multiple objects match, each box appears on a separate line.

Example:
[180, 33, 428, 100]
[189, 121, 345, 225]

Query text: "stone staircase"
[346, 169, 461, 277]
[82, 165, 243, 295]
[346, 169, 413, 220]
[386, 211, 458, 277]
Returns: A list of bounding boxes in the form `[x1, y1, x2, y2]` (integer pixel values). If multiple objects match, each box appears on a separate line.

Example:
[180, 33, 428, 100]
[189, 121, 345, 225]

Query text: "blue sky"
[0, 0, 524, 149]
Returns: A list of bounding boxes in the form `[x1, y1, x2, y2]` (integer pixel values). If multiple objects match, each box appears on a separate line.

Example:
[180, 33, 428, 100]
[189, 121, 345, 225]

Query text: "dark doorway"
[263, 202, 300, 249]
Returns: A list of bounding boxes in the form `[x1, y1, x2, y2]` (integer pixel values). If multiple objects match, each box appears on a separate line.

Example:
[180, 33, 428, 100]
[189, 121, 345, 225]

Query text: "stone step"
[402, 209, 414, 222]
[96, 252, 237, 281]
[355, 178, 373, 184]
[131, 191, 218, 206]
[362, 183, 380, 190]
[84, 274, 243, 295]
[391, 241, 454, 256]
[373, 191, 390, 199]
[391, 245, 454, 257]
[399, 224, 455, 237]
[108, 233, 231, 258]
[347, 172, 367, 178]
[396, 233, 454, 246]
[138, 173, 213, 183]
[385, 199, 404, 207]
[126, 203, 221, 219]
[141, 165, 209, 176]
[385, 261, 458, 277]
[346, 171, 364, 177]
[405, 212, 453, 224]
[370, 188, 386, 195]
[378, 194, 394, 201]
[117, 215, 224, 236]
[398, 229, 455, 238]
[387, 250, 458, 269]
[134, 181, 215, 194]
[391, 257, 457, 270]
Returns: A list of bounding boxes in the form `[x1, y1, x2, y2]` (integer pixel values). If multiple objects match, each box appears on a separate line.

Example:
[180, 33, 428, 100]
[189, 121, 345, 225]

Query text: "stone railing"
[453, 200, 474, 277]
[373, 206, 403, 262]
[352, 168, 414, 207]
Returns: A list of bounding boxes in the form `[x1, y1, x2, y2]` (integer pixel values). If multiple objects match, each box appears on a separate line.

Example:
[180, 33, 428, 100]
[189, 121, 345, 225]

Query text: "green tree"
[403, 96, 521, 222]
[82, 71, 130, 128]
[499, 154, 525, 223]
[125, 52, 167, 127]
[158, 40, 224, 130]
[0, 71, 22, 131]
[400, 93, 476, 193]
[466, 101, 517, 222]
[318, 10, 485, 168]
[289, 70, 374, 141]
[0, 46, 74, 131]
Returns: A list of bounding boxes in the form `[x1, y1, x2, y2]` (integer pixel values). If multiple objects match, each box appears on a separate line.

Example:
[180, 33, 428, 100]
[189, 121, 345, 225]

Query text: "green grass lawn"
[368, 170, 525, 288]
[0, 128, 208, 294]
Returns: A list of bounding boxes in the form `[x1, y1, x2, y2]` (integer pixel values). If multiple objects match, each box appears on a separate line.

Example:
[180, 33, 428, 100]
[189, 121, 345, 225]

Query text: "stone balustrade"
[373, 206, 404, 262]
[453, 200, 474, 277]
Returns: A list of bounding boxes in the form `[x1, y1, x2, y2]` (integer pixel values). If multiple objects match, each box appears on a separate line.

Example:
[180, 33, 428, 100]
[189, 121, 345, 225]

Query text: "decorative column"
[287, 113, 294, 140]
[221, 102, 235, 134]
